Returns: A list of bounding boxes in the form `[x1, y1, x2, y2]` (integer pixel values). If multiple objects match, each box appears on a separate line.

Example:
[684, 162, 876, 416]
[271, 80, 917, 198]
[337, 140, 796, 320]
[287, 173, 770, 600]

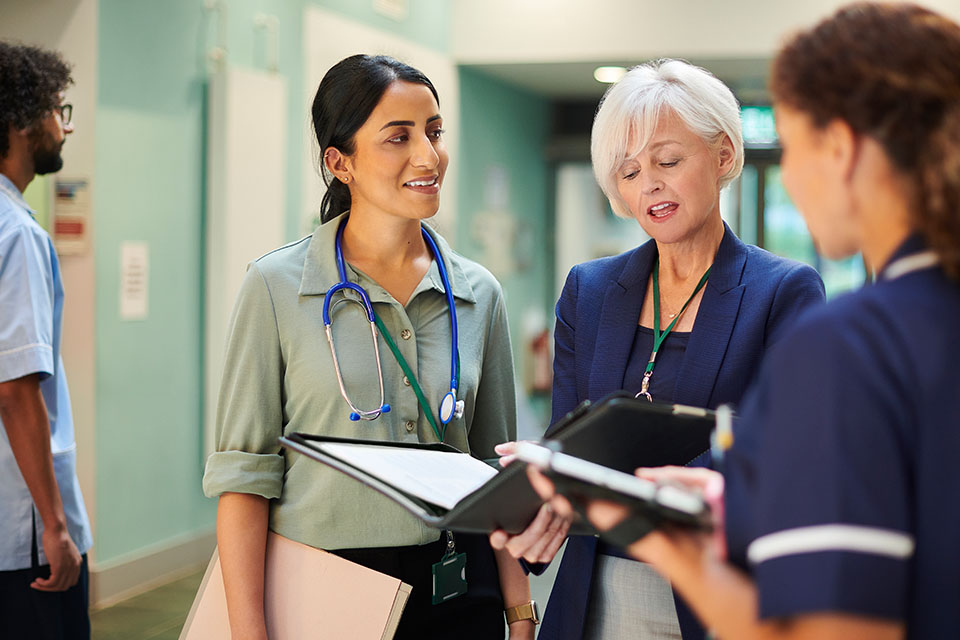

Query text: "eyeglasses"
[56, 104, 73, 126]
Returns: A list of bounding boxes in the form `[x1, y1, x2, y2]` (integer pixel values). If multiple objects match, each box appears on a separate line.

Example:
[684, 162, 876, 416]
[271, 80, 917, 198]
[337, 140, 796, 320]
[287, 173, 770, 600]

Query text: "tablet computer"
[514, 441, 712, 545]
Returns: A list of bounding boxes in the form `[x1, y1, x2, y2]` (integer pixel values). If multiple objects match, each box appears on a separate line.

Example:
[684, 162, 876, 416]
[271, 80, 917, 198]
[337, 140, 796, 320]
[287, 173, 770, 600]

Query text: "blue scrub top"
[725, 234, 960, 637]
[0, 174, 92, 571]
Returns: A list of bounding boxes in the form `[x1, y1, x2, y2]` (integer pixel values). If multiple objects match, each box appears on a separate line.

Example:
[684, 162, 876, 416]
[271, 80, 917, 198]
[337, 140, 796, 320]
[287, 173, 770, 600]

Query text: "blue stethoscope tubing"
[322, 217, 463, 425]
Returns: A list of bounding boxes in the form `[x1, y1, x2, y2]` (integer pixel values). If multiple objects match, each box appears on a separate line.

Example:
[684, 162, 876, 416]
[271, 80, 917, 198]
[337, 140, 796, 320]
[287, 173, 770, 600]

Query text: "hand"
[31, 524, 82, 591]
[526, 465, 726, 565]
[507, 620, 536, 640]
[494, 440, 525, 467]
[489, 502, 571, 563]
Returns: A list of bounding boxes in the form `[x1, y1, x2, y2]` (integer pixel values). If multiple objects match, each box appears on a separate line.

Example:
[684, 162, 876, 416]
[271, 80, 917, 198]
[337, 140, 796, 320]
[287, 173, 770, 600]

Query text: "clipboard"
[280, 392, 715, 535]
[179, 532, 411, 640]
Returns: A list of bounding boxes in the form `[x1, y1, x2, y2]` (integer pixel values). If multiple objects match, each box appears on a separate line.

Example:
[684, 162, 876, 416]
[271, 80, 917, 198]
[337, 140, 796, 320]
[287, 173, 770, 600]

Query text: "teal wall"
[457, 67, 553, 429]
[94, 0, 451, 564]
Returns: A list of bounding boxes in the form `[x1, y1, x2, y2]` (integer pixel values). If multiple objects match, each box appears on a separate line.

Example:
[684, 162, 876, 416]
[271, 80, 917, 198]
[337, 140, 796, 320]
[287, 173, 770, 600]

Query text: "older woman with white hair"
[490, 59, 825, 639]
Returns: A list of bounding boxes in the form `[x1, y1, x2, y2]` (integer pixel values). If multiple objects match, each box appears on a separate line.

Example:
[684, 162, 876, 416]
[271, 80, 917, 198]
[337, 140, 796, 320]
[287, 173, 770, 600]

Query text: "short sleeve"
[738, 313, 913, 622]
[202, 263, 285, 499]
[0, 224, 55, 383]
[467, 287, 517, 458]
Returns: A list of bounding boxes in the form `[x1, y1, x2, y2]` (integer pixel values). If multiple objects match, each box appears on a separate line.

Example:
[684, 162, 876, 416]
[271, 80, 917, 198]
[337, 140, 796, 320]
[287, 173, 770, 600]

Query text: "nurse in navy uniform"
[546, 4, 960, 640]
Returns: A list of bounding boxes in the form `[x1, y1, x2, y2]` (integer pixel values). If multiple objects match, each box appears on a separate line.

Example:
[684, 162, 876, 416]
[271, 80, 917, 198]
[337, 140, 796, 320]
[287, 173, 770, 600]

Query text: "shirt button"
[405, 420, 416, 433]
[403, 376, 411, 386]
[400, 329, 412, 340]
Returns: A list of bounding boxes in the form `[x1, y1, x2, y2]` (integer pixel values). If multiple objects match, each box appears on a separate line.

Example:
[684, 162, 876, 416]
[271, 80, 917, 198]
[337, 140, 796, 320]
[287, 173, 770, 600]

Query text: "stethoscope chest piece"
[439, 391, 465, 425]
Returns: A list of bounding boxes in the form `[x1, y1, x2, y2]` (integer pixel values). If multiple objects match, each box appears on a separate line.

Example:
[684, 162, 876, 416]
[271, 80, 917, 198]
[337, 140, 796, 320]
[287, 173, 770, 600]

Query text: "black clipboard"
[279, 392, 715, 534]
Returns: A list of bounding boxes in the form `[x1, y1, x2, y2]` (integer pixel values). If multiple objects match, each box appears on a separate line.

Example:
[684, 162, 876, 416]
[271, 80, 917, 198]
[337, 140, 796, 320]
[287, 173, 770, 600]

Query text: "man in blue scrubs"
[0, 42, 93, 639]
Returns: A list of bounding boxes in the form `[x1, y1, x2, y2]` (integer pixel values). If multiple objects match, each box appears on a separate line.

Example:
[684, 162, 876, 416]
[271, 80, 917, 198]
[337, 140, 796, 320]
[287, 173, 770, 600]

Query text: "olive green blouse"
[202, 218, 517, 550]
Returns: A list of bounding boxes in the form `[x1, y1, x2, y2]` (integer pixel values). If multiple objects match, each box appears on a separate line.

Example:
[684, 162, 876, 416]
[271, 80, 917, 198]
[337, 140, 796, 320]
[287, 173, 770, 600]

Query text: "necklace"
[636, 259, 712, 402]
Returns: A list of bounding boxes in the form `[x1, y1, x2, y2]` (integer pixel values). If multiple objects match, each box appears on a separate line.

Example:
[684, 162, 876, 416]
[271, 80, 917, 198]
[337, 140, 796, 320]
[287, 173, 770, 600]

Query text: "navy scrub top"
[724, 235, 960, 637]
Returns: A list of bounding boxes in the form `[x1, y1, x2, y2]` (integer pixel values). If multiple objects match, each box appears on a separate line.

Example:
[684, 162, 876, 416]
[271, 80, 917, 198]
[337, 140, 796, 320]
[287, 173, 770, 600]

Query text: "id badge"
[431, 551, 467, 604]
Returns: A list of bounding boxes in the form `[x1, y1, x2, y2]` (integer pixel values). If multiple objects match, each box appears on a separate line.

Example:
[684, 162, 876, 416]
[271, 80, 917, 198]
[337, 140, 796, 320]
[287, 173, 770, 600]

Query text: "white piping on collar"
[881, 250, 939, 281]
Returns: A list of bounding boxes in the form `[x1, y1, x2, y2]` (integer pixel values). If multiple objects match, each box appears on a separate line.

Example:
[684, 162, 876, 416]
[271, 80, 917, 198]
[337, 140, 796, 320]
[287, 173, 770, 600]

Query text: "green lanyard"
[637, 258, 711, 402]
[372, 311, 456, 443]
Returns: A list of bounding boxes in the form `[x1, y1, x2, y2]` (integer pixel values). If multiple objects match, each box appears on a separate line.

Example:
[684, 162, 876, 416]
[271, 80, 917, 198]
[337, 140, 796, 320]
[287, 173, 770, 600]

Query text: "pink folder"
[180, 532, 411, 639]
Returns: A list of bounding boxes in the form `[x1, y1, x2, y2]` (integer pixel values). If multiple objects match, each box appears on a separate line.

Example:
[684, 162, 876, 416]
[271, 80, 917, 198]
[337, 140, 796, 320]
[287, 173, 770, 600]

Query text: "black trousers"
[0, 554, 90, 640]
[333, 533, 505, 640]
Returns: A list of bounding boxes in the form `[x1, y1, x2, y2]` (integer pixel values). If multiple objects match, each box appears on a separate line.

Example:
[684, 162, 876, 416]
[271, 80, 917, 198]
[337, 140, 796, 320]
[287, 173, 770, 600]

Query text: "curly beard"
[28, 126, 64, 175]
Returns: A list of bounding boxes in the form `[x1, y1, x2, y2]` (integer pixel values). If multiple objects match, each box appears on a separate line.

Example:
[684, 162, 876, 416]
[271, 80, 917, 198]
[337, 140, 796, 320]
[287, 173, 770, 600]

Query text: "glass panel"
[763, 165, 865, 297]
[738, 164, 758, 246]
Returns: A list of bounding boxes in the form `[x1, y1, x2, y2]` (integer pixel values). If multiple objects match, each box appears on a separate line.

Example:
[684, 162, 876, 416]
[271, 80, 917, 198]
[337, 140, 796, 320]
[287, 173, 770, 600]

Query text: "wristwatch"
[504, 600, 540, 625]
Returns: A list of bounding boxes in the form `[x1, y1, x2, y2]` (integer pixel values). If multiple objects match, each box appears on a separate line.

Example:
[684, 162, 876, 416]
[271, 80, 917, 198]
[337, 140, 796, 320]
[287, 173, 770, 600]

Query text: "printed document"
[319, 443, 498, 509]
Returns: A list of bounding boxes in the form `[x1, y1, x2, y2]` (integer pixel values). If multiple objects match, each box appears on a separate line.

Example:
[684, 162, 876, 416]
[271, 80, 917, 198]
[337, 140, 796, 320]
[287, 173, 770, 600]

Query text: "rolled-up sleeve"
[0, 225, 55, 383]
[203, 262, 285, 499]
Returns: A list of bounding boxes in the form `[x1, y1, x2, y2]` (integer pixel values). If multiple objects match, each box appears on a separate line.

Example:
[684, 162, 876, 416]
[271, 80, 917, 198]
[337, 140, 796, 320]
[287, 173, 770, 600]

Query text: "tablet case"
[279, 392, 714, 535]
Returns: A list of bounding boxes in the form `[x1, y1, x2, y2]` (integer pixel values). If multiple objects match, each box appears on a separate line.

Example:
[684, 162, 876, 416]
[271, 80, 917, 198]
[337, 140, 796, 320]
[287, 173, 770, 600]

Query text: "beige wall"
[452, 0, 960, 62]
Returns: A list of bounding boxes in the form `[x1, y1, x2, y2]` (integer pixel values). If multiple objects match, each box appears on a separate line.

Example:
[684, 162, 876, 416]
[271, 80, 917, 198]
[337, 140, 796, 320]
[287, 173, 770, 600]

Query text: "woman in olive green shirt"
[203, 55, 532, 639]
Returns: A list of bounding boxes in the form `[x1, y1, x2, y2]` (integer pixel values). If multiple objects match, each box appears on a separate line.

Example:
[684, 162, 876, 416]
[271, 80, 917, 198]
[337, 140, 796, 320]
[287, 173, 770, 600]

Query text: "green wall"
[457, 67, 553, 429]
[94, 0, 451, 564]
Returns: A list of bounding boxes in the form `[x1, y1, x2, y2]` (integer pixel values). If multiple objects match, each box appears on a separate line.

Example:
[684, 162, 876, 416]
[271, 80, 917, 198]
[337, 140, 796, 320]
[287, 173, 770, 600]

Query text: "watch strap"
[505, 600, 540, 625]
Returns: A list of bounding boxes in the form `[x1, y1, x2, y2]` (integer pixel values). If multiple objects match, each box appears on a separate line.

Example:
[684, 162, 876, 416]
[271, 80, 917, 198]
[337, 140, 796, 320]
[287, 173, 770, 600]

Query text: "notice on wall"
[53, 179, 90, 255]
[120, 242, 149, 321]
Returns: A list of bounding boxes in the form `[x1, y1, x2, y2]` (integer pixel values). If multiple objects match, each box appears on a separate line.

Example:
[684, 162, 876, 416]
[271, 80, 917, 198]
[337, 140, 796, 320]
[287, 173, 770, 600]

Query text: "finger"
[536, 517, 572, 563]
[498, 454, 517, 467]
[548, 494, 574, 519]
[489, 529, 508, 550]
[584, 499, 630, 532]
[520, 511, 562, 561]
[31, 574, 64, 592]
[526, 466, 556, 500]
[494, 441, 518, 455]
[505, 504, 552, 558]
[66, 563, 81, 588]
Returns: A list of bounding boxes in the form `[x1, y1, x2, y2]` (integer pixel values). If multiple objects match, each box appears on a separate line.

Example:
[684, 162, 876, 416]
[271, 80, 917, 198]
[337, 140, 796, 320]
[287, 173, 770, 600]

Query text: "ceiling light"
[594, 66, 627, 84]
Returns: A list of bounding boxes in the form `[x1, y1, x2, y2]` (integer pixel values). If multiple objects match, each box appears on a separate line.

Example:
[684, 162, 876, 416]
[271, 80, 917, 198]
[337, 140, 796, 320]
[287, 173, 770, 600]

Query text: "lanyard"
[372, 310, 459, 443]
[637, 258, 711, 402]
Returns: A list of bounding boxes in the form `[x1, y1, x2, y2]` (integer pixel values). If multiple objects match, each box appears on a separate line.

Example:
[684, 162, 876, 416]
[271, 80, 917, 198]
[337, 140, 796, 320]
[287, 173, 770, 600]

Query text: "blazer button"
[400, 329, 412, 340]
[403, 376, 411, 386]
[405, 420, 416, 432]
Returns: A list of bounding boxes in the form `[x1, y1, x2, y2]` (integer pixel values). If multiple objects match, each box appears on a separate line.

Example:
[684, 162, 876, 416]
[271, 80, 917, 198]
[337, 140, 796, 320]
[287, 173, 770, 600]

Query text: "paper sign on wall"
[53, 179, 90, 255]
[120, 242, 149, 320]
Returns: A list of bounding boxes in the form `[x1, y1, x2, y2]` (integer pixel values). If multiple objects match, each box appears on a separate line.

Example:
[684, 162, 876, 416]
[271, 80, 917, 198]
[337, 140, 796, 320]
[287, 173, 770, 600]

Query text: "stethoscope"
[322, 217, 464, 426]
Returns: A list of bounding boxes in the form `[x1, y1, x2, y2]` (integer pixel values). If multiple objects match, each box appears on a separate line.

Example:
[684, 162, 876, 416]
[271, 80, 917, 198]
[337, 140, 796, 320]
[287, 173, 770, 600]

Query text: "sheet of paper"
[319, 443, 498, 510]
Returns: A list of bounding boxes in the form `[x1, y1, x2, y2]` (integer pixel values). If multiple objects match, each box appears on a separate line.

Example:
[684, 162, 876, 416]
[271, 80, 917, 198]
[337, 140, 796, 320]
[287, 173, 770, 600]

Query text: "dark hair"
[771, 2, 960, 280]
[312, 54, 439, 224]
[0, 41, 72, 159]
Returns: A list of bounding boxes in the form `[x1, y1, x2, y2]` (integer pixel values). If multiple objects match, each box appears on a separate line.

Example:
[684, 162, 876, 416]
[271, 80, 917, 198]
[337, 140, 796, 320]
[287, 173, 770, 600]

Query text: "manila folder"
[180, 532, 412, 640]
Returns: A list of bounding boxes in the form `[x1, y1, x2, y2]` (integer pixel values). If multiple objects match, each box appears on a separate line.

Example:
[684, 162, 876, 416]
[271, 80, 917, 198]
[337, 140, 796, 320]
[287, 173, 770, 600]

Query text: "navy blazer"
[539, 226, 825, 640]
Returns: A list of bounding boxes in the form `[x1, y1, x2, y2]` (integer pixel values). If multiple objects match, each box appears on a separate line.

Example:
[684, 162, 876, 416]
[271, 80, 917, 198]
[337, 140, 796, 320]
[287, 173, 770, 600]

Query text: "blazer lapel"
[673, 226, 747, 408]
[587, 242, 656, 400]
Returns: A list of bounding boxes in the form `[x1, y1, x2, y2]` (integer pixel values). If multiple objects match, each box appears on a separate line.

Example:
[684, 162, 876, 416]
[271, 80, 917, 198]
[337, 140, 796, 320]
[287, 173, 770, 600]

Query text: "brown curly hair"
[0, 41, 72, 159]
[771, 2, 960, 280]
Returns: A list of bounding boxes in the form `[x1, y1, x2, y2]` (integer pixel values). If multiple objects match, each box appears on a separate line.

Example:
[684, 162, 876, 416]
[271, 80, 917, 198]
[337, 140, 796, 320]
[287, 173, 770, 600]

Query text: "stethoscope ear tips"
[349, 412, 361, 421]
[381, 404, 391, 414]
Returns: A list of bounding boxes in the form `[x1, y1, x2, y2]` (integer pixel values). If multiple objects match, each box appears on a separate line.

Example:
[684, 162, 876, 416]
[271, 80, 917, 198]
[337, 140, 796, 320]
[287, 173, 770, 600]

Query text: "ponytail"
[918, 105, 960, 281]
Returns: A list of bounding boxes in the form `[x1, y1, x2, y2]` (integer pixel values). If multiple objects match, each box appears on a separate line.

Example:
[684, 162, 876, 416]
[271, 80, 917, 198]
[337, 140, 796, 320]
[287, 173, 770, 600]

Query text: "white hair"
[591, 59, 744, 218]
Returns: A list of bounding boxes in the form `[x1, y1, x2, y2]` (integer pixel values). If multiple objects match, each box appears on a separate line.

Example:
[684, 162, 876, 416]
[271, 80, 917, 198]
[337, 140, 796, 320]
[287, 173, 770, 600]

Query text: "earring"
[341, 176, 350, 184]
